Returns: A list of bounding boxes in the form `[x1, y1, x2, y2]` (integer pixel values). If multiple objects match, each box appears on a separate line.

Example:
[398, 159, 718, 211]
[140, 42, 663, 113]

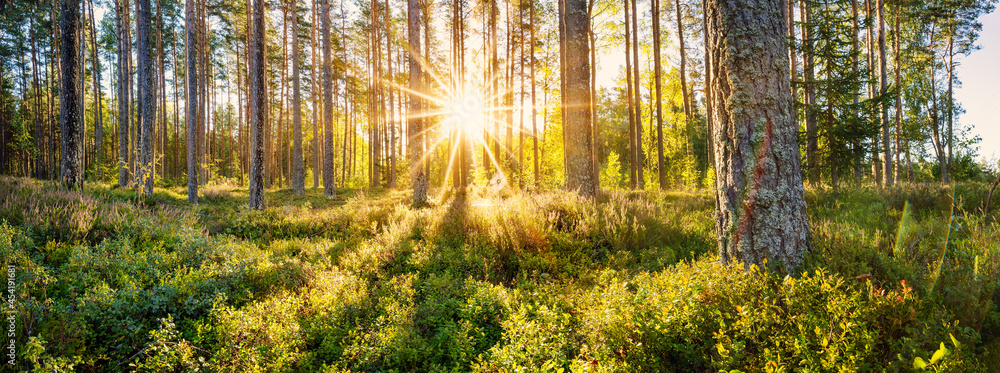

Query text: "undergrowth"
[1, 176, 998, 372]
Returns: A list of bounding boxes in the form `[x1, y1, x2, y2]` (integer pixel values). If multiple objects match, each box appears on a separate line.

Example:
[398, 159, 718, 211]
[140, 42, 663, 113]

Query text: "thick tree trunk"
[322, 0, 337, 198]
[292, 0, 305, 195]
[60, 0, 83, 190]
[186, 0, 198, 203]
[249, 0, 266, 209]
[138, 0, 155, 195]
[408, 0, 428, 204]
[562, 0, 595, 196]
[705, 0, 811, 273]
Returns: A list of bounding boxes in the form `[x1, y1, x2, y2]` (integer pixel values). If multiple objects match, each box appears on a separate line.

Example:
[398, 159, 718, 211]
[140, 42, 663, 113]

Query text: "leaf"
[950, 333, 960, 348]
[930, 343, 948, 364]
[913, 357, 927, 369]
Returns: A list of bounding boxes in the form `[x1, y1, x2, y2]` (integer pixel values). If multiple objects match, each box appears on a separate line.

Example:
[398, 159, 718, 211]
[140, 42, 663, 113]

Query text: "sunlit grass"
[2, 177, 999, 371]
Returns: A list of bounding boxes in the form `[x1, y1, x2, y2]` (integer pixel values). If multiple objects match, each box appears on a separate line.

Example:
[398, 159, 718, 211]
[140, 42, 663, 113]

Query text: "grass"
[1, 176, 999, 372]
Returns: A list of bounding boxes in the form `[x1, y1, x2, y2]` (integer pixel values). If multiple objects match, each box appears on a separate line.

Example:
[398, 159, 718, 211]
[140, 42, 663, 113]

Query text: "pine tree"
[562, 0, 595, 196]
[249, 0, 266, 209]
[60, 0, 83, 190]
[705, 0, 811, 273]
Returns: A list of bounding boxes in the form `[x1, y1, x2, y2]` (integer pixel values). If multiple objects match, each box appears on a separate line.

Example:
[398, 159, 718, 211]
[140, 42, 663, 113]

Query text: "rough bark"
[186, 0, 198, 203]
[60, 0, 83, 190]
[705, 0, 811, 273]
[322, 0, 336, 198]
[408, 0, 428, 205]
[139, 0, 155, 195]
[249, 0, 266, 209]
[292, 0, 305, 195]
[562, 0, 595, 196]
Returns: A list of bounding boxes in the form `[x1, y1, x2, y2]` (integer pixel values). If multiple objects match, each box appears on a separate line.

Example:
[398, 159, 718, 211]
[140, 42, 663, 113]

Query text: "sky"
[953, 8, 1000, 169]
[594, 7, 1000, 170]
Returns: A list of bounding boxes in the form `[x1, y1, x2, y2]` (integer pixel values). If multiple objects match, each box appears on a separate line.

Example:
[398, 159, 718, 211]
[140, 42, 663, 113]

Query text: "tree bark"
[323, 0, 337, 198]
[60, 0, 83, 190]
[801, 0, 818, 184]
[653, 0, 665, 188]
[632, 0, 644, 189]
[530, 0, 538, 189]
[249, 0, 266, 209]
[562, 0, 595, 196]
[408, 0, 428, 204]
[624, 0, 637, 189]
[185, 0, 198, 203]
[877, 0, 892, 186]
[118, 0, 131, 187]
[893, 0, 901, 183]
[705, 0, 811, 273]
[139, 0, 155, 195]
[292, 0, 305, 194]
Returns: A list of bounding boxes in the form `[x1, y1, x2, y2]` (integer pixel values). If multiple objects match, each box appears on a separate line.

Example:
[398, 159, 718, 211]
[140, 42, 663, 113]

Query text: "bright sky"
[954, 9, 1000, 169]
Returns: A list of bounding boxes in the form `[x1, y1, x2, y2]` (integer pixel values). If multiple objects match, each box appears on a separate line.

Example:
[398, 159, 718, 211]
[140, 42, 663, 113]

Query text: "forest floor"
[2, 176, 1000, 372]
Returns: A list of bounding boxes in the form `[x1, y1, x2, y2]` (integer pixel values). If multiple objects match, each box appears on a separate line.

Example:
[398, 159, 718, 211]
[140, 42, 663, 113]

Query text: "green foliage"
[1, 176, 999, 371]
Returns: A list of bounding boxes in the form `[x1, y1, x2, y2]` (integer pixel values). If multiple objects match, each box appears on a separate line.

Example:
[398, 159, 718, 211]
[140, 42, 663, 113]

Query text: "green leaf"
[913, 357, 927, 369]
[950, 333, 961, 348]
[930, 343, 948, 364]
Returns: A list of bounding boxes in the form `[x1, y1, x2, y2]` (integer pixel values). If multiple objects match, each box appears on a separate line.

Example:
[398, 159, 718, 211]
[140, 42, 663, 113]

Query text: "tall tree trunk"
[118, 0, 131, 187]
[705, 0, 811, 273]
[85, 0, 104, 172]
[562, 0, 595, 196]
[31, 12, 44, 179]
[323, 0, 337, 198]
[653, 0, 665, 188]
[60, 0, 83, 190]
[249, 0, 266, 209]
[893, 0, 901, 183]
[631, 0, 644, 189]
[157, 0, 166, 181]
[409, 0, 428, 204]
[312, 0, 320, 188]
[139, 0, 155, 195]
[877, 0, 892, 186]
[292, 0, 305, 194]
[624, 0, 637, 189]
[587, 0, 599, 190]
[675, 0, 691, 126]
[530, 0, 538, 189]
[186, 0, 199, 202]
[385, 0, 397, 189]
[946, 30, 954, 182]
[703, 0, 713, 172]
[801, 0, 818, 184]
